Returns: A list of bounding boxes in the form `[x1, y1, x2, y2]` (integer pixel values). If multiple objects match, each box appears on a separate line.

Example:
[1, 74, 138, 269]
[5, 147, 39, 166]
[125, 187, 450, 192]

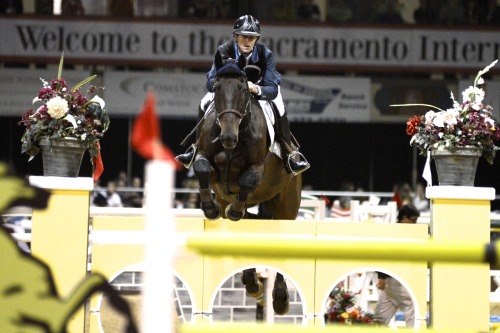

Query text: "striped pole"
[186, 234, 498, 265]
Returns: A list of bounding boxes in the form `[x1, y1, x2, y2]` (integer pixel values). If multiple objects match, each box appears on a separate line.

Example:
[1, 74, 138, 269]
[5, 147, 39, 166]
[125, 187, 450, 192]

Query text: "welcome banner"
[1, 17, 499, 71]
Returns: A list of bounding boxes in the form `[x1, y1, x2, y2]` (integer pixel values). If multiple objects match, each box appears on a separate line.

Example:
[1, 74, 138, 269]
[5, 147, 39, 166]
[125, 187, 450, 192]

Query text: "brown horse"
[190, 55, 302, 314]
[192, 56, 302, 222]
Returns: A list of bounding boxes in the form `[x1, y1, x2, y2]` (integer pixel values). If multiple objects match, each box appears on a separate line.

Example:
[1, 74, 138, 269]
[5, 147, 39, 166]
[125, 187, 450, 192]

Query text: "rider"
[175, 14, 310, 175]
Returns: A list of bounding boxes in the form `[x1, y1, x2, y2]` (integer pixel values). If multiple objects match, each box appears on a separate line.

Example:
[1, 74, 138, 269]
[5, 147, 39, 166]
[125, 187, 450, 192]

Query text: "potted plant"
[401, 60, 500, 186]
[18, 54, 110, 178]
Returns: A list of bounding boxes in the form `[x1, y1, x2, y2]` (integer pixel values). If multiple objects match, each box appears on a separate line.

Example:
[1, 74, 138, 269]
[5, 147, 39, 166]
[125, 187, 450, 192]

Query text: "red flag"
[131, 92, 177, 165]
[92, 142, 104, 183]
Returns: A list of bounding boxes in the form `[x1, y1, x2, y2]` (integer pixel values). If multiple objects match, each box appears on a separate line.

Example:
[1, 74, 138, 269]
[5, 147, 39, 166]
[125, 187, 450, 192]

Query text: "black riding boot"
[175, 107, 205, 168]
[278, 113, 310, 175]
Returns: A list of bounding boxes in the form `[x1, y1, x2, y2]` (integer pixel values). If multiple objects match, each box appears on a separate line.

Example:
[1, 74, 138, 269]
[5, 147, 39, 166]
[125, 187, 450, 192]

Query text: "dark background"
[3, 115, 499, 210]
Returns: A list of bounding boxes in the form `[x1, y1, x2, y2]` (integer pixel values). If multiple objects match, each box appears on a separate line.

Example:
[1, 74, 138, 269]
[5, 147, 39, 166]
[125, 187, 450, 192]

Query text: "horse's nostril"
[221, 135, 237, 149]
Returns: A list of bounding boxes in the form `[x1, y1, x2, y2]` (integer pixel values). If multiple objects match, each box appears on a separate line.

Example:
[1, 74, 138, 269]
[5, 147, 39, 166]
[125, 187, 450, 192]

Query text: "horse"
[190, 54, 302, 315]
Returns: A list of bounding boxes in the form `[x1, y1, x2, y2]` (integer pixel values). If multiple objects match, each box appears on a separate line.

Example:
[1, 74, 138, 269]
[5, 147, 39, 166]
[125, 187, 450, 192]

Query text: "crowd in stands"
[90, 171, 430, 222]
[3, 0, 500, 26]
[91, 171, 145, 208]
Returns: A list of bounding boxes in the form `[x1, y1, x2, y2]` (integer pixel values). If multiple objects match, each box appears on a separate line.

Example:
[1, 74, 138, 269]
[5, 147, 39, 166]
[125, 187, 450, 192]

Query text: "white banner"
[0, 67, 91, 117]
[103, 71, 371, 122]
[1, 17, 499, 70]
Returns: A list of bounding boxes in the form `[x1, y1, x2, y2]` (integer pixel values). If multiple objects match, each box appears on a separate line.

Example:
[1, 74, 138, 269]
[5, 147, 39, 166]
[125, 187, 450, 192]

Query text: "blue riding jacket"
[206, 41, 281, 101]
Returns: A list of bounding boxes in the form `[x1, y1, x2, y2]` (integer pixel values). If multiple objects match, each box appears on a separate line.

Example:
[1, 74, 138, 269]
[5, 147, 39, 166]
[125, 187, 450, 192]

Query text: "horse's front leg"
[225, 163, 263, 221]
[192, 156, 221, 220]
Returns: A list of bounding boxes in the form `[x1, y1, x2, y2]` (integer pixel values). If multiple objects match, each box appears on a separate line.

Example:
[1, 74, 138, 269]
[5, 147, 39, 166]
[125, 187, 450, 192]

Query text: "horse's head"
[213, 54, 251, 150]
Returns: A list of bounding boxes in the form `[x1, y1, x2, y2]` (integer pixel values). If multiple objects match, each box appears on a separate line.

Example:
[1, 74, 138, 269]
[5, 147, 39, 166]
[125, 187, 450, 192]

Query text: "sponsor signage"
[0, 68, 370, 122]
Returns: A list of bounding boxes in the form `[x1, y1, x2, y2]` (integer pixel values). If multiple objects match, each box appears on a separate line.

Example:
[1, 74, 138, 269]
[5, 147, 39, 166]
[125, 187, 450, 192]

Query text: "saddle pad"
[259, 101, 283, 159]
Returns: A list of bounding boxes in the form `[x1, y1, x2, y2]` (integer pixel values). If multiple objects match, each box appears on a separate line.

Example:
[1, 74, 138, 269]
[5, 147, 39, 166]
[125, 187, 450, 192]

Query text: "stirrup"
[175, 144, 197, 169]
[286, 151, 310, 176]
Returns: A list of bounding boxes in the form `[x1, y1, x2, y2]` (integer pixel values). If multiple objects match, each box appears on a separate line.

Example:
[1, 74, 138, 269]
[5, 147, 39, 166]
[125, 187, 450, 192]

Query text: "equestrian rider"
[175, 14, 310, 175]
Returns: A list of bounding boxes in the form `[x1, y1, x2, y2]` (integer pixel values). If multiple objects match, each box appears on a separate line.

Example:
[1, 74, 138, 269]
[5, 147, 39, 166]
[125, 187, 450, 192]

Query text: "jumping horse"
[190, 53, 302, 315]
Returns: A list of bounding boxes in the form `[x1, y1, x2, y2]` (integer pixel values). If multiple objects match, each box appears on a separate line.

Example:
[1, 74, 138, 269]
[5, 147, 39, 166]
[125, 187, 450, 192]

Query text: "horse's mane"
[216, 61, 246, 78]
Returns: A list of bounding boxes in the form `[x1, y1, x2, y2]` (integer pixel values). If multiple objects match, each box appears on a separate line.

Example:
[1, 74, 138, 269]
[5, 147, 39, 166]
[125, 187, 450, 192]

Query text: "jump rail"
[186, 234, 499, 265]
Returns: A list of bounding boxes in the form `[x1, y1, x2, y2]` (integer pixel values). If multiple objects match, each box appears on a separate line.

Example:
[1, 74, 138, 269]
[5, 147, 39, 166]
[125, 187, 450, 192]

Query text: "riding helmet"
[233, 15, 261, 37]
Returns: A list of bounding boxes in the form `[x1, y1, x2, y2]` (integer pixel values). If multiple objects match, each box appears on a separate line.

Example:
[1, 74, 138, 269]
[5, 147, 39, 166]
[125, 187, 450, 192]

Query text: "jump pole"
[185, 234, 499, 266]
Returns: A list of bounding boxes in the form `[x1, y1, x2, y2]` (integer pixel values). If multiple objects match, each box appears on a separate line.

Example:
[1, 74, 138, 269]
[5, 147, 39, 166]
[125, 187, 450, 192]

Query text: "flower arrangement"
[324, 288, 374, 325]
[18, 53, 109, 162]
[403, 60, 500, 165]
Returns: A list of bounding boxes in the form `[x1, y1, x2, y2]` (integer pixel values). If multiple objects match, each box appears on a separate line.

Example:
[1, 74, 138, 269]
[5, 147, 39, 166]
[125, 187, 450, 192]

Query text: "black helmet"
[233, 15, 261, 37]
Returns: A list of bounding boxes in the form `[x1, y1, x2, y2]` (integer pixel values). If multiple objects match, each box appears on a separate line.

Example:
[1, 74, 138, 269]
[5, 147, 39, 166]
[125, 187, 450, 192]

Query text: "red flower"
[406, 115, 422, 136]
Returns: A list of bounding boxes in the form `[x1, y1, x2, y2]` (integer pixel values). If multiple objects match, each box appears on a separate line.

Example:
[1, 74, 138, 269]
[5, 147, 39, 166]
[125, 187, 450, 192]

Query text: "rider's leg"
[277, 112, 310, 175]
[175, 106, 205, 168]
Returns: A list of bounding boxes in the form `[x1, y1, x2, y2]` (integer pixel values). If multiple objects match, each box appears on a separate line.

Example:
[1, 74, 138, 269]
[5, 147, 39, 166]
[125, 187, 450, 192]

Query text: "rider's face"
[236, 34, 257, 55]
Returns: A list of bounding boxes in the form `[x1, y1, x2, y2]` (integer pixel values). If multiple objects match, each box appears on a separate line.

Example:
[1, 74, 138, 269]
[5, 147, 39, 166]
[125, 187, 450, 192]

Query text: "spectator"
[271, 0, 297, 21]
[104, 181, 123, 207]
[185, 0, 208, 18]
[377, 1, 404, 24]
[35, 0, 54, 15]
[412, 183, 429, 211]
[438, 0, 466, 25]
[465, 0, 490, 25]
[216, 0, 234, 19]
[373, 205, 420, 327]
[326, 0, 353, 23]
[487, 0, 500, 25]
[90, 180, 108, 207]
[298, 0, 322, 21]
[109, 0, 134, 17]
[392, 183, 412, 208]
[122, 176, 144, 208]
[61, 0, 84, 15]
[0, 0, 23, 14]
[413, 0, 438, 24]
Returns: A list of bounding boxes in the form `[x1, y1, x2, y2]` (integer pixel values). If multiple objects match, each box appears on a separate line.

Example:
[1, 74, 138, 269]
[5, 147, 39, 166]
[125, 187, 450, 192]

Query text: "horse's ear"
[214, 51, 223, 70]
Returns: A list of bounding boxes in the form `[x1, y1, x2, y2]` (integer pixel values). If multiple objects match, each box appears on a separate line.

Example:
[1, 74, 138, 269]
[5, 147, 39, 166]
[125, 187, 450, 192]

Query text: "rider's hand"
[248, 82, 260, 95]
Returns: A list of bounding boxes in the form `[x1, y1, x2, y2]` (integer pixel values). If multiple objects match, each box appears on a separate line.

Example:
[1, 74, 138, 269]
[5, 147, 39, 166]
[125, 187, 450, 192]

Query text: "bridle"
[214, 74, 252, 128]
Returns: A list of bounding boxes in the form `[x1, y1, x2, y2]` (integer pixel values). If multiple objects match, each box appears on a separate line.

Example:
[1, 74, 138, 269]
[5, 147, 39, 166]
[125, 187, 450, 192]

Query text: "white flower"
[46, 96, 69, 119]
[432, 112, 445, 127]
[462, 86, 485, 104]
[424, 110, 435, 125]
[442, 109, 458, 127]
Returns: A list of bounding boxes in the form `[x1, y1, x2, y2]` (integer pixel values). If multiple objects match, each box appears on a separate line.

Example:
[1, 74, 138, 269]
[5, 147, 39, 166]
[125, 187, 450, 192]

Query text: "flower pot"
[431, 147, 482, 186]
[39, 136, 86, 177]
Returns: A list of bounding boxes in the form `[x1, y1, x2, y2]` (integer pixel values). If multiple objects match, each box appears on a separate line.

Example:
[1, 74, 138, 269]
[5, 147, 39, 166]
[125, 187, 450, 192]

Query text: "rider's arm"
[254, 48, 280, 101]
[206, 64, 217, 92]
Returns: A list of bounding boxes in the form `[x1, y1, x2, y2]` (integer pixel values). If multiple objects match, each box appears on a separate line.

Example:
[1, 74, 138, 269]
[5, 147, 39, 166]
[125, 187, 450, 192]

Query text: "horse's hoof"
[225, 204, 244, 221]
[241, 271, 264, 298]
[201, 201, 221, 220]
[272, 279, 289, 315]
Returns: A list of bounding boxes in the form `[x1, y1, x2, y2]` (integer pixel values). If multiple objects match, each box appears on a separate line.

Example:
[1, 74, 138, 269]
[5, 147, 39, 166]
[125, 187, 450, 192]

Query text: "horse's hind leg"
[257, 203, 274, 219]
[272, 273, 289, 315]
[193, 157, 221, 220]
[241, 268, 263, 298]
